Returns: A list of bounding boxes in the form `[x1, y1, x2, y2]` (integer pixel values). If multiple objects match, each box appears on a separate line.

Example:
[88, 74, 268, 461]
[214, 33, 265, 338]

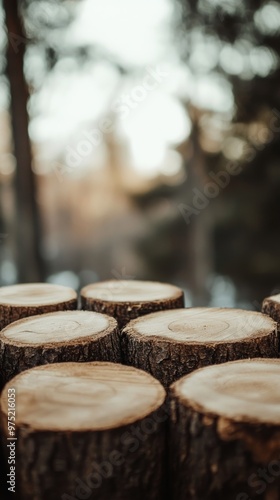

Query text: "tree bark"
[0, 362, 167, 500]
[262, 294, 280, 339]
[3, 0, 44, 282]
[81, 280, 184, 329]
[169, 359, 280, 499]
[122, 307, 278, 388]
[0, 310, 120, 387]
[0, 283, 77, 330]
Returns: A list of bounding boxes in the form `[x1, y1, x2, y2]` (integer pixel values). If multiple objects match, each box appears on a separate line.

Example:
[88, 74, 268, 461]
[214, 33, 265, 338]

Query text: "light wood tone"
[81, 280, 184, 328]
[0, 283, 77, 330]
[169, 359, 280, 500]
[173, 359, 280, 424]
[0, 310, 120, 387]
[122, 307, 278, 387]
[0, 362, 166, 500]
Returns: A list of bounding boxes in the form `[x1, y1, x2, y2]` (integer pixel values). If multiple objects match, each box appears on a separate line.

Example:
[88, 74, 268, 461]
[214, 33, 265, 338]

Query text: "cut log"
[262, 293, 280, 335]
[0, 310, 120, 387]
[0, 283, 77, 330]
[81, 280, 184, 328]
[169, 358, 280, 500]
[122, 307, 278, 387]
[0, 362, 167, 500]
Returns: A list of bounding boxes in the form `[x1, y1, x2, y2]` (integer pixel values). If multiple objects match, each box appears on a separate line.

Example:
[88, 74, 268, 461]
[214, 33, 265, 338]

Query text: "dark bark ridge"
[169, 358, 280, 500]
[262, 294, 280, 337]
[122, 308, 278, 387]
[0, 362, 167, 500]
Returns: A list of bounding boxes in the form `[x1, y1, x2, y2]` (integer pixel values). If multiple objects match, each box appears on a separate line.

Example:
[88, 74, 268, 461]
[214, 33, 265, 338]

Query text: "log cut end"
[169, 358, 280, 499]
[0, 283, 78, 330]
[171, 358, 280, 425]
[122, 308, 278, 387]
[124, 307, 277, 344]
[0, 310, 115, 346]
[262, 293, 280, 326]
[0, 311, 121, 387]
[81, 280, 183, 303]
[81, 280, 184, 328]
[0, 362, 166, 432]
[0, 283, 77, 306]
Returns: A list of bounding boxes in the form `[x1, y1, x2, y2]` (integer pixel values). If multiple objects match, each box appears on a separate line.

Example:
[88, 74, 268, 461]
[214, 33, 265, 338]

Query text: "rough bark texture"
[80, 281, 184, 329]
[262, 296, 280, 340]
[0, 362, 167, 500]
[169, 397, 280, 500]
[83, 296, 184, 330]
[0, 315, 120, 387]
[168, 359, 280, 499]
[0, 299, 77, 331]
[122, 334, 278, 388]
[7, 411, 167, 500]
[122, 309, 279, 388]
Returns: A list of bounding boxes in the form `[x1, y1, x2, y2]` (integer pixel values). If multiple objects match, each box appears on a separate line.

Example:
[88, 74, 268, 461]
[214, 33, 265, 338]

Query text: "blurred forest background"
[0, 0, 279, 309]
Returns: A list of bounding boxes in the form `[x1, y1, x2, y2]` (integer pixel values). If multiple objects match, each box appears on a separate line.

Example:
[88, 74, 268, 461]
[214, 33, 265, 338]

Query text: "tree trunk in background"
[3, 0, 44, 283]
[185, 116, 213, 305]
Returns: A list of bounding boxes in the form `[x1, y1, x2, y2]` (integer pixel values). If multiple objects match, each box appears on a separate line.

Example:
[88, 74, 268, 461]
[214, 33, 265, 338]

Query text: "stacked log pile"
[0, 282, 279, 499]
